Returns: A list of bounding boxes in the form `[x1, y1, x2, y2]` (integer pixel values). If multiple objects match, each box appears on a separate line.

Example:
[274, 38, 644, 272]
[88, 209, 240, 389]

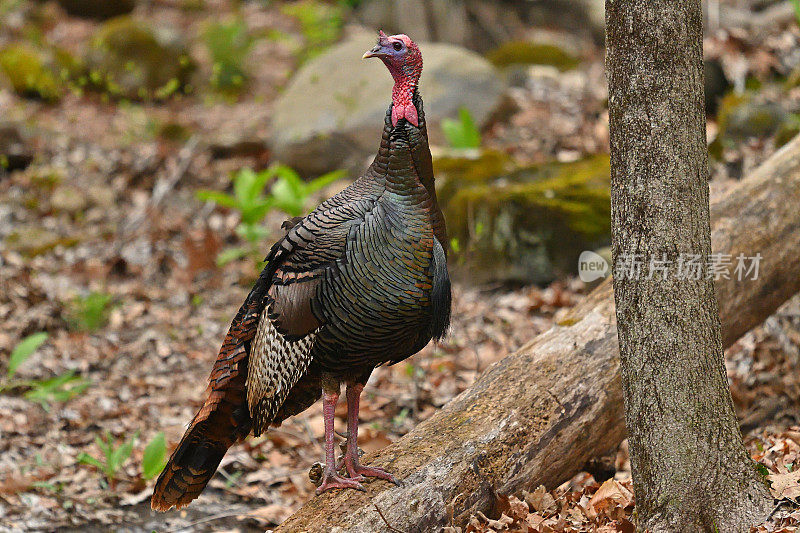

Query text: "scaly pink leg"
[339, 383, 399, 484]
[316, 389, 365, 494]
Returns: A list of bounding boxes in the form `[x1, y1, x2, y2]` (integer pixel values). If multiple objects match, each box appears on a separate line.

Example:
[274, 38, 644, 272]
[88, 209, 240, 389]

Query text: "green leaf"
[306, 169, 346, 193]
[8, 332, 48, 378]
[77, 452, 104, 470]
[233, 168, 258, 203]
[110, 433, 136, 473]
[141, 432, 168, 480]
[216, 246, 250, 266]
[196, 190, 239, 209]
[270, 179, 305, 217]
[441, 107, 481, 149]
[791, 0, 800, 26]
[251, 167, 276, 198]
[66, 292, 113, 332]
[24, 371, 89, 409]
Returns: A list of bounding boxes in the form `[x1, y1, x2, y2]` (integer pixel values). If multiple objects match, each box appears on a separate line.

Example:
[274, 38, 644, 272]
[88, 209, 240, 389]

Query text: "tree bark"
[606, 1, 773, 531]
[274, 133, 800, 532]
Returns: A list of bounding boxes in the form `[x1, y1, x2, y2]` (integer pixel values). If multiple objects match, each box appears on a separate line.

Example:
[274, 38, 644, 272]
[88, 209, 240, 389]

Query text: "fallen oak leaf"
[586, 479, 634, 519]
[767, 469, 800, 500]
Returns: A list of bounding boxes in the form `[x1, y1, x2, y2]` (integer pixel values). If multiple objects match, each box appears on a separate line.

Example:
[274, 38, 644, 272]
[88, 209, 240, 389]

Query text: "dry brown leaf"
[767, 469, 800, 500]
[586, 479, 634, 519]
[524, 485, 557, 514]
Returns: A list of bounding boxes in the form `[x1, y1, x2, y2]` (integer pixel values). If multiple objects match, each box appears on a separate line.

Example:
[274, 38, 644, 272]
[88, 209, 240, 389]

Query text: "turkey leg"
[316, 389, 365, 494]
[339, 383, 398, 484]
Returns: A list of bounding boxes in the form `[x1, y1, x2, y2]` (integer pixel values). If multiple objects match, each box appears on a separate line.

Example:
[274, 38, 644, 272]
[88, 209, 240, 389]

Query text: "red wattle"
[391, 103, 419, 127]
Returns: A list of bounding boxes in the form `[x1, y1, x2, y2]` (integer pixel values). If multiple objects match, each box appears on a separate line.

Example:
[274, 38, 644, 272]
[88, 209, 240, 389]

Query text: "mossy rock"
[716, 92, 788, 144]
[5, 226, 79, 257]
[0, 44, 63, 102]
[85, 16, 196, 100]
[57, 0, 136, 20]
[485, 41, 579, 71]
[436, 150, 610, 284]
[775, 119, 800, 148]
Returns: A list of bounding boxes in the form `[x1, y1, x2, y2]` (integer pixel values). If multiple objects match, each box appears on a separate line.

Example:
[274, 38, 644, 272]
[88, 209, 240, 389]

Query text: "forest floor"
[1, 1, 800, 532]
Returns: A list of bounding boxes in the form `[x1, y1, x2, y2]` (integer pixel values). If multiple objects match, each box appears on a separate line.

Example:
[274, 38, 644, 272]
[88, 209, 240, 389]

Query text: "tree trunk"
[606, 1, 773, 531]
[274, 134, 800, 532]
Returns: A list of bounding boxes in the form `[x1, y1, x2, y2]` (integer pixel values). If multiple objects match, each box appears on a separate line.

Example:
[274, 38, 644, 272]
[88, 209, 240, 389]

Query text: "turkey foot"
[340, 448, 398, 484]
[316, 465, 365, 494]
[316, 390, 365, 494]
[338, 383, 400, 485]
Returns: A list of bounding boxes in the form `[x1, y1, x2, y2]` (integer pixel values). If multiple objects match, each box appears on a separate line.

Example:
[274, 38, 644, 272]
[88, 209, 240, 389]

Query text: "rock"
[5, 226, 78, 257]
[717, 93, 789, 144]
[57, 0, 136, 19]
[85, 16, 196, 100]
[356, 0, 604, 52]
[486, 41, 580, 70]
[704, 58, 731, 116]
[86, 184, 116, 208]
[51, 185, 88, 213]
[435, 149, 610, 284]
[0, 124, 34, 171]
[270, 33, 506, 176]
[0, 44, 62, 102]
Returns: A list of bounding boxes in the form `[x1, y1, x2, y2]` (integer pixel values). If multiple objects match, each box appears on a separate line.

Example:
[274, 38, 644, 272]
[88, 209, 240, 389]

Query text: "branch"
[276, 135, 800, 532]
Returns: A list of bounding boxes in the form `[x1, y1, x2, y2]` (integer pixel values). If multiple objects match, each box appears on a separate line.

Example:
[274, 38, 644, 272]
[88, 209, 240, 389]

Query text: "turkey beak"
[362, 45, 385, 59]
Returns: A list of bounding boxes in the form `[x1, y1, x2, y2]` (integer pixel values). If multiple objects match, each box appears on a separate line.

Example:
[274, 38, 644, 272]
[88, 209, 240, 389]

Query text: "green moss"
[0, 44, 62, 101]
[157, 121, 191, 143]
[85, 16, 196, 100]
[717, 91, 788, 144]
[5, 226, 79, 257]
[436, 151, 610, 283]
[486, 41, 580, 71]
[774, 118, 800, 148]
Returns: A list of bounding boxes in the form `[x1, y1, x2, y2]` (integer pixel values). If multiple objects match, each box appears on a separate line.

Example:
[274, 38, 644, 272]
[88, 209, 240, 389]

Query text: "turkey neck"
[372, 91, 437, 202]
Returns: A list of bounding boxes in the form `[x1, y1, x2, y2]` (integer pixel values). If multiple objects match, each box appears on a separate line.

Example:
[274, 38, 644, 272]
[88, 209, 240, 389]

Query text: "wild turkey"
[151, 31, 451, 510]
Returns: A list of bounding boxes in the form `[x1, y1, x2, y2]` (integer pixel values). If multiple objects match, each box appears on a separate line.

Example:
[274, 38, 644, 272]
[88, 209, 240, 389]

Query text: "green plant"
[7, 332, 48, 378]
[792, 0, 800, 26]
[66, 291, 113, 332]
[203, 17, 254, 94]
[282, 0, 344, 61]
[441, 107, 482, 149]
[197, 164, 344, 264]
[141, 432, 168, 480]
[0, 43, 62, 101]
[77, 430, 137, 485]
[2, 332, 90, 411]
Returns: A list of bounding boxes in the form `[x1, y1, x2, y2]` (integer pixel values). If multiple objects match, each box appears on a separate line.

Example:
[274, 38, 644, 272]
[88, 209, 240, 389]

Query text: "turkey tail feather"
[151, 269, 267, 512]
[151, 381, 249, 511]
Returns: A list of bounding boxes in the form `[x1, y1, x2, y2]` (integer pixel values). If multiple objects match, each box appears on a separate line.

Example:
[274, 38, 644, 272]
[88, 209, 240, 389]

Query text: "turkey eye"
[393, 42, 402, 51]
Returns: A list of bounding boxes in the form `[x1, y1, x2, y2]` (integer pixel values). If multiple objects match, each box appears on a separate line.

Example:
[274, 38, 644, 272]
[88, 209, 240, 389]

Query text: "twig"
[372, 500, 407, 533]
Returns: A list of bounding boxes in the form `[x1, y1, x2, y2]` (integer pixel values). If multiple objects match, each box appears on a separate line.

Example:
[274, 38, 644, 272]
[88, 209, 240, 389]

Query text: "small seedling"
[23, 371, 89, 411]
[441, 107, 482, 149]
[2, 332, 89, 411]
[66, 291, 114, 332]
[141, 432, 168, 480]
[203, 17, 254, 94]
[197, 164, 344, 265]
[282, 0, 344, 61]
[7, 332, 48, 379]
[77, 430, 137, 486]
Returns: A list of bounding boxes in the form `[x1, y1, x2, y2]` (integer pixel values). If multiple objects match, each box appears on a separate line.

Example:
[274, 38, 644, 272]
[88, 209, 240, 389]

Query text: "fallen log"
[276, 136, 800, 532]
